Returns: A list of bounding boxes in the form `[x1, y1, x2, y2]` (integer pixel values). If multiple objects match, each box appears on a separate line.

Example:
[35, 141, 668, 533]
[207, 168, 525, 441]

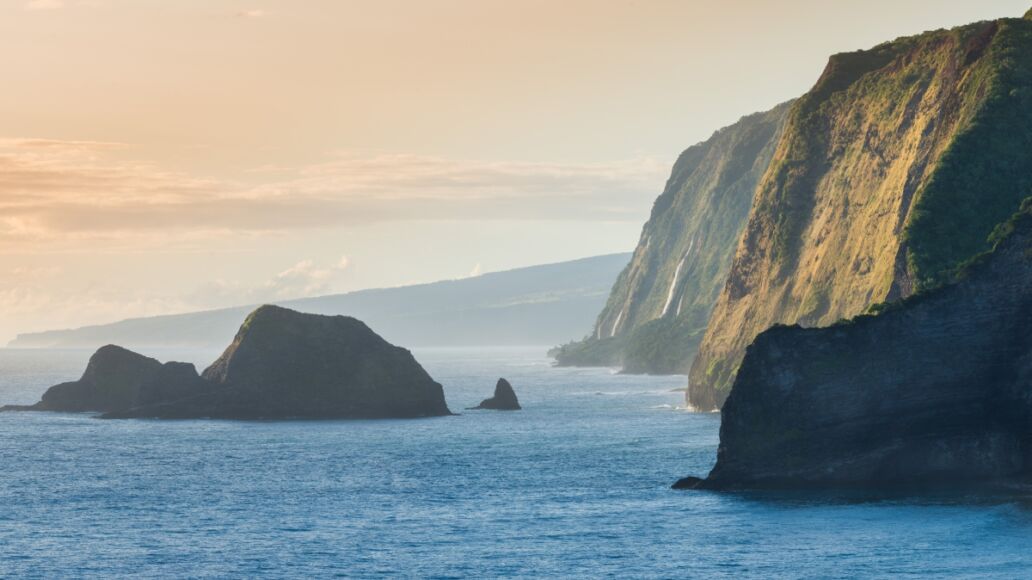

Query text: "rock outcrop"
[689, 14, 1032, 410]
[552, 102, 792, 374]
[114, 305, 452, 419]
[679, 203, 1032, 490]
[0, 345, 209, 414]
[469, 378, 521, 411]
[7, 306, 452, 420]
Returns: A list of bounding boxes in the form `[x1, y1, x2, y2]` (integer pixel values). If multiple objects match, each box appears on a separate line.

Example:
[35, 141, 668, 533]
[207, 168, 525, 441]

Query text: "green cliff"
[689, 14, 1032, 410]
[552, 102, 792, 374]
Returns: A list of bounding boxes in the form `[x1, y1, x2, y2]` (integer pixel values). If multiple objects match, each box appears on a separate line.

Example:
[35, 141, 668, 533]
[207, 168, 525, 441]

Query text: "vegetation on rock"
[690, 15, 1032, 410]
[553, 102, 793, 375]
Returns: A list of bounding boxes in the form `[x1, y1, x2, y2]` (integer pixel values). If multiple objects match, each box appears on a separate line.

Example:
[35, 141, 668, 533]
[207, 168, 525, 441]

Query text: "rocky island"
[4, 305, 452, 420]
[675, 203, 1032, 490]
[0, 345, 211, 414]
[468, 378, 521, 410]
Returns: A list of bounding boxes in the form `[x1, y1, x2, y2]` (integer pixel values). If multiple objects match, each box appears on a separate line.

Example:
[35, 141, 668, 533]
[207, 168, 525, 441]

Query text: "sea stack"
[470, 378, 521, 410]
[676, 204, 1032, 490]
[0, 345, 209, 414]
[6, 306, 453, 420]
[114, 305, 453, 419]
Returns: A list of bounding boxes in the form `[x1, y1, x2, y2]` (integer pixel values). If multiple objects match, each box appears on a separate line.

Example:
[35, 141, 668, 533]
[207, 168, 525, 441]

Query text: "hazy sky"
[1, 0, 1027, 341]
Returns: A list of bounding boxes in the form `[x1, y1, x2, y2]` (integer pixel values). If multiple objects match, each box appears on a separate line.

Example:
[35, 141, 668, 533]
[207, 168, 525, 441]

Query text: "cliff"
[690, 14, 1032, 409]
[681, 203, 1032, 490]
[552, 102, 792, 374]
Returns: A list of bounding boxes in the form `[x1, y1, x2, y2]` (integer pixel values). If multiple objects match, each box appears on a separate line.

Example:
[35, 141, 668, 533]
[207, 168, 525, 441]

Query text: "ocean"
[2, 347, 1031, 578]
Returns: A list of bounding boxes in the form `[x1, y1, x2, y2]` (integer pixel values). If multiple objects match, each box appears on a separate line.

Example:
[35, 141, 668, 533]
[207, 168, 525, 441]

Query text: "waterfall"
[660, 236, 696, 318]
[610, 308, 626, 338]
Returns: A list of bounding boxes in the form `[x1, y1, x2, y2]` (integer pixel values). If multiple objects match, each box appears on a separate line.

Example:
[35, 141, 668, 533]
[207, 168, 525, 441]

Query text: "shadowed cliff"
[688, 202, 1032, 490]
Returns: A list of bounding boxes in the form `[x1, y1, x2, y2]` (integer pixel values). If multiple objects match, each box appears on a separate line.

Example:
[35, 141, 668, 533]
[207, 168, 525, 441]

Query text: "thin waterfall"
[610, 308, 626, 338]
[661, 236, 696, 317]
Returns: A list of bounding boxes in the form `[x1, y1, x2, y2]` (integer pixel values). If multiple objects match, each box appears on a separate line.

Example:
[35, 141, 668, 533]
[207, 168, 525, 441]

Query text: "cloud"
[0, 138, 126, 150]
[236, 9, 267, 18]
[0, 281, 193, 342]
[264, 259, 335, 299]
[25, 0, 64, 10]
[10, 265, 61, 278]
[186, 256, 351, 307]
[0, 254, 356, 342]
[0, 139, 668, 251]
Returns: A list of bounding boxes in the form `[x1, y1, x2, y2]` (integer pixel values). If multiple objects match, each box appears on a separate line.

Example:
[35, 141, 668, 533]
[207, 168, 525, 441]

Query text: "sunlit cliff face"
[0, 0, 1023, 341]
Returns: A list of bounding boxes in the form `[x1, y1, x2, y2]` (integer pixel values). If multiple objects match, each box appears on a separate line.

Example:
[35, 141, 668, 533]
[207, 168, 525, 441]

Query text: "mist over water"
[2, 347, 1031, 577]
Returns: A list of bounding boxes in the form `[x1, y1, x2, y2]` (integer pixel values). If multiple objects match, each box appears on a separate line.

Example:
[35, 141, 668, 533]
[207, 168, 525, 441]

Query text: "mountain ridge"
[10, 254, 629, 350]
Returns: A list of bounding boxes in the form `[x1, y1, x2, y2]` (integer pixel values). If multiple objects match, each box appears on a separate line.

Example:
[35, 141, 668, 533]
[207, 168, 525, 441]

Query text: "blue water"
[2, 347, 1032, 578]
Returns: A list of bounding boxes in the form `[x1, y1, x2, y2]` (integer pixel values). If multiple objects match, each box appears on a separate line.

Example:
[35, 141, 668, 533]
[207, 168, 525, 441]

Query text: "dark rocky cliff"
[683, 203, 1032, 490]
[552, 102, 792, 374]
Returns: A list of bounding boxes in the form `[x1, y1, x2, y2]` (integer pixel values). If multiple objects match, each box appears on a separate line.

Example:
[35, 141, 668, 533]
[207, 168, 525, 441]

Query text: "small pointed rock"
[469, 378, 521, 411]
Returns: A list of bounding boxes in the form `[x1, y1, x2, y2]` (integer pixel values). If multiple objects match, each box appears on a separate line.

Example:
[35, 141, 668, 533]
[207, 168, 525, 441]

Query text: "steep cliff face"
[553, 102, 792, 374]
[690, 15, 1032, 409]
[687, 204, 1032, 490]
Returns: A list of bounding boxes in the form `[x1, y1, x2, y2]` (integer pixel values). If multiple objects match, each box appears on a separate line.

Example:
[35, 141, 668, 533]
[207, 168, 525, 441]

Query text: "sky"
[0, 0, 1028, 342]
